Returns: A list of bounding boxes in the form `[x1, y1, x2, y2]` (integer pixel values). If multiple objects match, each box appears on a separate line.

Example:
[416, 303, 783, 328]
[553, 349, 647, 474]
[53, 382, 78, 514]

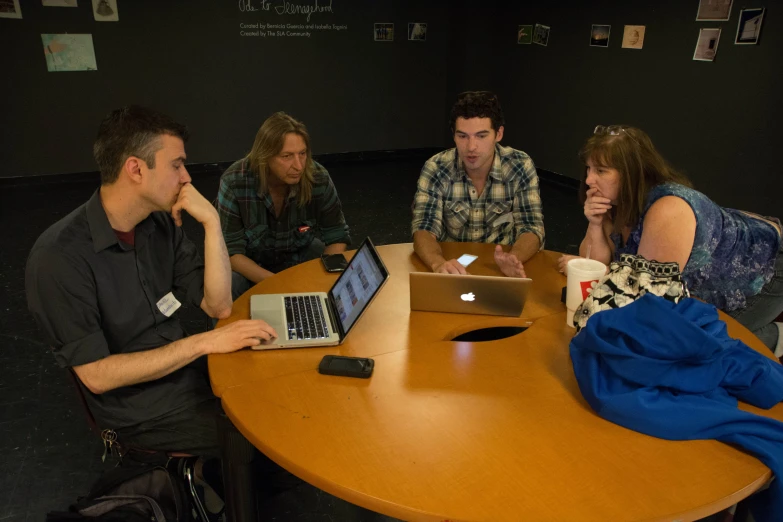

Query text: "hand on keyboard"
[201, 319, 278, 354]
[257, 334, 278, 345]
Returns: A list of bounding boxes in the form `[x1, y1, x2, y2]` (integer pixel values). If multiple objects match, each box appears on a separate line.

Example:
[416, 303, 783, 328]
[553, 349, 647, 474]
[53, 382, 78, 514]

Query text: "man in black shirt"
[25, 106, 276, 456]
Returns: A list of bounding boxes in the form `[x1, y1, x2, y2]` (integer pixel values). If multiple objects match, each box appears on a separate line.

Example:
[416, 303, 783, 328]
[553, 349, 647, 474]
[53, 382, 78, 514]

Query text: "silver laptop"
[409, 272, 532, 316]
[250, 238, 390, 349]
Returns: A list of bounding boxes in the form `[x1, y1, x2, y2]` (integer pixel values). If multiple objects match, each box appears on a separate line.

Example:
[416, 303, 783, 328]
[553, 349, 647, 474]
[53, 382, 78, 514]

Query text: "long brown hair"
[578, 126, 692, 233]
[247, 112, 315, 207]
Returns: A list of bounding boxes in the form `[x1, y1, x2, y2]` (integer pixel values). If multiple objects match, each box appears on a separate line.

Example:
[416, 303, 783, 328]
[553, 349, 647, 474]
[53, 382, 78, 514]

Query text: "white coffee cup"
[566, 258, 607, 327]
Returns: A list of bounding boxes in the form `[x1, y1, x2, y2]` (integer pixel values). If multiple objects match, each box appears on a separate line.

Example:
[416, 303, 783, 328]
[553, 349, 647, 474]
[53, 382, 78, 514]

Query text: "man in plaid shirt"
[217, 112, 351, 298]
[412, 91, 545, 277]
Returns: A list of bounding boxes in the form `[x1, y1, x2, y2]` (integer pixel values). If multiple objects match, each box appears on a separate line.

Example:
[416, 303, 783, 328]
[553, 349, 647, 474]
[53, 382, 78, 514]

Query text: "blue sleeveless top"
[611, 183, 781, 311]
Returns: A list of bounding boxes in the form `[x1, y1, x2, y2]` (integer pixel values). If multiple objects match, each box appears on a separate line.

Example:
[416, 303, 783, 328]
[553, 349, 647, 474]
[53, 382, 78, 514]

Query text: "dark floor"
[0, 159, 720, 521]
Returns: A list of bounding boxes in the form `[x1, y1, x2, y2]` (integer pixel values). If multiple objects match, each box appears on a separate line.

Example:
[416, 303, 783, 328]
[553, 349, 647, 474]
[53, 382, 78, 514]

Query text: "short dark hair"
[450, 91, 505, 133]
[93, 105, 189, 185]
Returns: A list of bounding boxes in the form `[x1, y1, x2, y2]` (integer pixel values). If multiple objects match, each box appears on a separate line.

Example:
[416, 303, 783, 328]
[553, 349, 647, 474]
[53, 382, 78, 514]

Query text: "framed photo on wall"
[696, 0, 733, 21]
[590, 24, 611, 47]
[735, 8, 765, 45]
[533, 24, 550, 46]
[92, 0, 118, 22]
[374, 23, 394, 42]
[518, 25, 533, 44]
[622, 25, 646, 49]
[42, 0, 77, 6]
[408, 23, 427, 41]
[42, 33, 98, 71]
[0, 0, 22, 18]
[693, 27, 722, 61]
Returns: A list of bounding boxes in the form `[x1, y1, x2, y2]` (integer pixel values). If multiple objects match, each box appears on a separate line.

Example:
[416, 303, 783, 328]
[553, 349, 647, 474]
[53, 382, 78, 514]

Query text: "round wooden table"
[212, 243, 782, 522]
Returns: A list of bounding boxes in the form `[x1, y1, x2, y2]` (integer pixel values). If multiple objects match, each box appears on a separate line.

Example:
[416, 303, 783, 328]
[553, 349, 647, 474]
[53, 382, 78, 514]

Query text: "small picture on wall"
[42, 33, 98, 71]
[517, 25, 533, 44]
[92, 0, 118, 22]
[735, 8, 765, 45]
[693, 27, 722, 61]
[696, 0, 733, 21]
[0, 0, 22, 19]
[621, 25, 645, 49]
[532, 24, 550, 46]
[374, 23, 394, 42]
[590, 24, 611, 47]
[42, 0, 77, 6]
[408, 23, 426, 41]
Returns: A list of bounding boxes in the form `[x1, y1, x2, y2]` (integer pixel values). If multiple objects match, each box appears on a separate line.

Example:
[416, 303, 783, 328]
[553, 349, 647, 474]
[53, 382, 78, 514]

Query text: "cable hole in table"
[451, 326, 528, 342]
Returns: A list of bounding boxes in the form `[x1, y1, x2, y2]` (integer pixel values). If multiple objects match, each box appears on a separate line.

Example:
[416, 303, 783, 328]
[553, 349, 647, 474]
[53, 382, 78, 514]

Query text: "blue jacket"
[570, 295, 783, 522]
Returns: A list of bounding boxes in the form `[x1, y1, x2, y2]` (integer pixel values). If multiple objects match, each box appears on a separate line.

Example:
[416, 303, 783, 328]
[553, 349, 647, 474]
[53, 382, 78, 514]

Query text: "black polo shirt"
[25, 189, 214, 429]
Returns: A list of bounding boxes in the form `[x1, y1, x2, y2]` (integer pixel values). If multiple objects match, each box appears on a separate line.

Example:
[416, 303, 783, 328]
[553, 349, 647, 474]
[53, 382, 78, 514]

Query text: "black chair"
[66, 368, 212, 522]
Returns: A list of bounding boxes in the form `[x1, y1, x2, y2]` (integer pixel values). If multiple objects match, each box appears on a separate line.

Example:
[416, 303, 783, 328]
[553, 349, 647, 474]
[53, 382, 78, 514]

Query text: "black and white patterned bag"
[573, 253, 690, 332]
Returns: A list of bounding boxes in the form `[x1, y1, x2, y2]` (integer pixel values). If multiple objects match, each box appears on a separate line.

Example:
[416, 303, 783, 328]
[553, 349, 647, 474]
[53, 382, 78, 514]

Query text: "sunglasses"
[593, 125, 638, 144]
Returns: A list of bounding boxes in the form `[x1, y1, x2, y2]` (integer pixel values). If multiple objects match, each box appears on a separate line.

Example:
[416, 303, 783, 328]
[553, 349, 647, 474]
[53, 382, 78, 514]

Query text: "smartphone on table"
[321, 253, 348, 272]
[318, 355, 374, 378]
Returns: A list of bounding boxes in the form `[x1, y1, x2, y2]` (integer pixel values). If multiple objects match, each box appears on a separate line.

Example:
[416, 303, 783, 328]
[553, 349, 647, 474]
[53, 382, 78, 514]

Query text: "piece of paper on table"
[457, 254, 478, 267]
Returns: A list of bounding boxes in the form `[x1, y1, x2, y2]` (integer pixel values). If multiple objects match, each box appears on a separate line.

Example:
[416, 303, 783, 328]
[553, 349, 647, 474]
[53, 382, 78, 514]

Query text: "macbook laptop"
[250, 238, 390, 349]
[409, 272, 532, 316]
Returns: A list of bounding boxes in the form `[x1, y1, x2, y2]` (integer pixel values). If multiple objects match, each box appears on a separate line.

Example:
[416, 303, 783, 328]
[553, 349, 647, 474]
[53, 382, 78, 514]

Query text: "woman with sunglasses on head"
[563, 125, 782, 355]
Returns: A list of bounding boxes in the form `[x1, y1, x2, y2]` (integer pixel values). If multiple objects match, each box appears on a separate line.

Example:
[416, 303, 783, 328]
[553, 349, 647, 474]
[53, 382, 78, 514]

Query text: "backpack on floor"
[46, 460, 197, 522]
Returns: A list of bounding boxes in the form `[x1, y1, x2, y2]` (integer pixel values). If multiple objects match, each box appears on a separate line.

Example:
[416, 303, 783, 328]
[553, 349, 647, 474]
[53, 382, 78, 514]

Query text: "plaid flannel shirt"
[217, 157, 351, 273]
[411, 144, 545, 247]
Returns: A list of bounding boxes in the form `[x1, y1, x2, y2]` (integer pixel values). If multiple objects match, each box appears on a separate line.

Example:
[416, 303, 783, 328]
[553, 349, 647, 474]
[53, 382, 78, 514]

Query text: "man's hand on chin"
[171, 184, 218, 227]
[494, 245, 526, 278]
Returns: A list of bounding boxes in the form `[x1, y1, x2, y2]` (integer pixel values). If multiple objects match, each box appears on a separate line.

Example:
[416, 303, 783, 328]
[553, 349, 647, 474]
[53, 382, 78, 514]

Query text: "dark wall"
[2, 1, 781, 216]
[489, 1, 782, 216]
[0, 0, 452, 177]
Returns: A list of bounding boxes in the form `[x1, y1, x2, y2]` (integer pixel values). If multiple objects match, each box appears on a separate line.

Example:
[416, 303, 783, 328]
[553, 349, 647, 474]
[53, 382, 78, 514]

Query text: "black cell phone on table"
[321, 253, 348, 272]
[318, 355, 374, 378]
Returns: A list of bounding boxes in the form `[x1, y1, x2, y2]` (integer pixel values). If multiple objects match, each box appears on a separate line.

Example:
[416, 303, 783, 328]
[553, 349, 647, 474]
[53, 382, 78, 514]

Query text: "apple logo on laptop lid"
[461, 292, 475, 302]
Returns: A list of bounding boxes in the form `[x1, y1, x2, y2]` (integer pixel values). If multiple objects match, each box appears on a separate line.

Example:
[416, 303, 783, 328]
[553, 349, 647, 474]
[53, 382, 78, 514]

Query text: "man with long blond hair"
[217, 112, 351, 298]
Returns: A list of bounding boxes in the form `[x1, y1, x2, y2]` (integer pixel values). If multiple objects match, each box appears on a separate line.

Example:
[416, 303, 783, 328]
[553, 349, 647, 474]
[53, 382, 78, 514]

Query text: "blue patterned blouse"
[611, 183, 781, 312]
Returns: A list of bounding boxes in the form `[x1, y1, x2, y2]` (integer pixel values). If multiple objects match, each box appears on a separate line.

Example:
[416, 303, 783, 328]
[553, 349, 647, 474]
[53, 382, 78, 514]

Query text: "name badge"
[156, 292, 182, 317]
[494, 212, 513, 226]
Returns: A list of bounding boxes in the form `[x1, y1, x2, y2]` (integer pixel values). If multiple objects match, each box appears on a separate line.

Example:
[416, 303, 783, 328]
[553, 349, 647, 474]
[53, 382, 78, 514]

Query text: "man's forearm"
[230, 254, 275, 284]
[510, 232, 541, 264]
[202, 219, 233, 317]
[413, 230, 446, 271]
[74, 334, 209, 395]
[324, 243, 347, 255]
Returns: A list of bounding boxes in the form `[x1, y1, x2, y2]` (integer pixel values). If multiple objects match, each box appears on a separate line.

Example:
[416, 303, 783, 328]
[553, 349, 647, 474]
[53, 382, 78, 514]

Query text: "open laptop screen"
[329, 239, 389, 336]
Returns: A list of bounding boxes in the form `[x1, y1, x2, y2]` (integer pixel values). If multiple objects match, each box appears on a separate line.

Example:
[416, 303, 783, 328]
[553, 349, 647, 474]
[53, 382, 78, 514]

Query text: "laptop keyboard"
[284, 295, 330, 340]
